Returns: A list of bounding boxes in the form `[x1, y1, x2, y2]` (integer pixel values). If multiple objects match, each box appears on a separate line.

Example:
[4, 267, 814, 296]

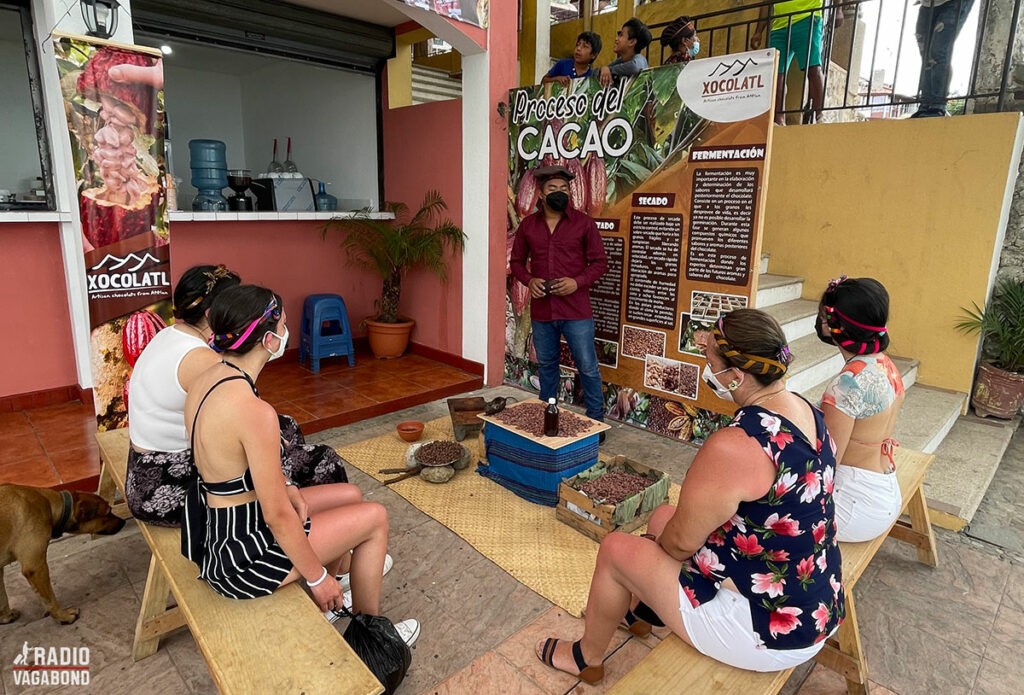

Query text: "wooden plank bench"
[609, 447, 937, 695]
[96, 428, 383, 695]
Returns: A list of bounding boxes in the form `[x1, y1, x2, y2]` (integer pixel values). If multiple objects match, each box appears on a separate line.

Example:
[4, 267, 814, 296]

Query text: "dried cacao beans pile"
[493, 402, 590, 438]
[579, 471, 651, 505]
[415, 440, 464, 466]
[622, 326, 665, 358]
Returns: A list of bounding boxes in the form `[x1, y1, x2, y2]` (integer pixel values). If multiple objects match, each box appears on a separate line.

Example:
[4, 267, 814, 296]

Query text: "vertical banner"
[54, 35, 171, 430]
[505, 50, 777, 444]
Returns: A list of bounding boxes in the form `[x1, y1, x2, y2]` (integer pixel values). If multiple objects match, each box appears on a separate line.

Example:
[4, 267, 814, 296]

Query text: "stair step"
[756, 273, 803, 309]
[892, 385, 966, 454]
[764, 298, 819, 343]
[412, 73, 463, 90]
[800, 355, 918, 404]
[924, 412, 1019, 530]
[783, 333, 844, 393]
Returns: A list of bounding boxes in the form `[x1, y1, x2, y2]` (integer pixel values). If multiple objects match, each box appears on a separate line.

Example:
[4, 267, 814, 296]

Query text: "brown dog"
[0, 485, 125, 625]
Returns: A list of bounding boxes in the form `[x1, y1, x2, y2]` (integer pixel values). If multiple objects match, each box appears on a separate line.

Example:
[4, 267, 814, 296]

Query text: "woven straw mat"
[336, 417, 680, 617]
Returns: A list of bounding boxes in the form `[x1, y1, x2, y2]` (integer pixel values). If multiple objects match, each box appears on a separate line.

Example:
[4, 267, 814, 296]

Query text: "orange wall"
[170, 221, 382, 343]
[1, 223, 77, 397]
[380, 75, 465, 356]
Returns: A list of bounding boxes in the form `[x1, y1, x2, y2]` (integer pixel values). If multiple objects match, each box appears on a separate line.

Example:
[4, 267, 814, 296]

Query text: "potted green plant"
[323, 191, 465, 359]
[956, 277, 1024, 418]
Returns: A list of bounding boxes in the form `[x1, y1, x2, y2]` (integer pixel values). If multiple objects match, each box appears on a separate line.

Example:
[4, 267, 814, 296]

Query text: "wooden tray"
[477, 398, 610, 450]
[556, 456, 670, 543]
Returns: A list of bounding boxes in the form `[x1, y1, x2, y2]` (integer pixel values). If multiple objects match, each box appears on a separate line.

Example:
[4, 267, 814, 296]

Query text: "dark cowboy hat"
[533, 164, 575, 184]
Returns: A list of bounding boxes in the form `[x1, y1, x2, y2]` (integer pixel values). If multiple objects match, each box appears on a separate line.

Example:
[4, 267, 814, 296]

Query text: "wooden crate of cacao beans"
[556, 456, 671, 543]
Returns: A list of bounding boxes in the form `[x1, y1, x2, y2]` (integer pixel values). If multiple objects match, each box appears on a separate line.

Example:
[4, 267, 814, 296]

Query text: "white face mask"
[702, 363, 739, 402]
[264, 327, 289, 361]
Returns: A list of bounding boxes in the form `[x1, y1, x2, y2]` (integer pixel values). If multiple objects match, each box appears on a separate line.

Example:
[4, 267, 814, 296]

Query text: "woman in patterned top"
[816, 276, 905, 542]
[536, 310, 843, 682]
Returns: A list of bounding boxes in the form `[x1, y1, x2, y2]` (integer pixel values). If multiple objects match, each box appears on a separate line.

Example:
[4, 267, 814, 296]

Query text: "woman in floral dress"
[816, 276, 905, 542]
[537, 309, 844, 682]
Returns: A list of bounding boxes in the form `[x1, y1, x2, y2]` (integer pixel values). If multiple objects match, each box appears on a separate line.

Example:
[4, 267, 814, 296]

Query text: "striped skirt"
[195, 500, 311, 600]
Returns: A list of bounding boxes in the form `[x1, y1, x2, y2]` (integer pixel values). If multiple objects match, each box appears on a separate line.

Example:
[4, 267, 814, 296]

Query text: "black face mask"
[816, 315, 836, 345]
[545, 191, 570, 212]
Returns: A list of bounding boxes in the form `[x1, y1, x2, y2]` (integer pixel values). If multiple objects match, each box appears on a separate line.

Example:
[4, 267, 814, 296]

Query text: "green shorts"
[769, 15, 823, 73]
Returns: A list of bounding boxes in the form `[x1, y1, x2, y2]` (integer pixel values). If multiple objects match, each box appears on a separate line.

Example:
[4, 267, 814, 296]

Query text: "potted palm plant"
[956, 277, 1024, 418]
[323, 191, 465, 359]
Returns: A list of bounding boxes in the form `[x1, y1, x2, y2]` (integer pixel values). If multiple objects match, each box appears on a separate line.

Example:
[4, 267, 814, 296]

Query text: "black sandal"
[538, 638, 605, 685]
[622, 608, 653, 637]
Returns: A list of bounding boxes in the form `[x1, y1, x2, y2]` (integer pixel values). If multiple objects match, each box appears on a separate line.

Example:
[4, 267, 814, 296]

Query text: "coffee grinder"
[226, 169, 254, 211]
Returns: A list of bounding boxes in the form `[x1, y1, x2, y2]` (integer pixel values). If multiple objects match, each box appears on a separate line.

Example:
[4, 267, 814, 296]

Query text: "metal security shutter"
[132, 0, 394, 73]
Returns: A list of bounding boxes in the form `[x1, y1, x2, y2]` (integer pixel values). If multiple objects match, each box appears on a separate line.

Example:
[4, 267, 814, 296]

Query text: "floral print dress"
[679, 400, 846, 649]
[126, 414, 348, 527]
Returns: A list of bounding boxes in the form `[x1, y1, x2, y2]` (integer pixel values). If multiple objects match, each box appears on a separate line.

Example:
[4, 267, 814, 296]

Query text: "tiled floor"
[0, 350, 481, 491]
[1, 386, 1021, 694]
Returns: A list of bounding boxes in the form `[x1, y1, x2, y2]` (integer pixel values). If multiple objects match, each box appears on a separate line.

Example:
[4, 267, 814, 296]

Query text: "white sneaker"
[322, 590, 353, 624]
[394, 618, 420, 648]
[337, 553, 394, 591]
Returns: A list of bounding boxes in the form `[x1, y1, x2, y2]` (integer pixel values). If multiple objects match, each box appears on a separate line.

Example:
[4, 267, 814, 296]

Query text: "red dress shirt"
[509, 207, 608, 321]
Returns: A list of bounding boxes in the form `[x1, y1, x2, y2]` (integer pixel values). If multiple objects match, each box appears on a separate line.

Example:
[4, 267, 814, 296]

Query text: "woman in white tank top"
[125, 265, 351, 526]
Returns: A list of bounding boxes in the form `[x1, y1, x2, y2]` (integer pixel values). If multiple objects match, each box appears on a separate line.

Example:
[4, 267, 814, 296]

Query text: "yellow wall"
[763, 112, 1023, 393]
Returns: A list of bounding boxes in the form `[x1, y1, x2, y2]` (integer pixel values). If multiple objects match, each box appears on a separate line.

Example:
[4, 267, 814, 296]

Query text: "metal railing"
[644, 0, 1021, 122]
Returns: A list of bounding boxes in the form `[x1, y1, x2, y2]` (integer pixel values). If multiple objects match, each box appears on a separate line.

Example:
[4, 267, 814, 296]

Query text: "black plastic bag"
[337, 606, 412, 695]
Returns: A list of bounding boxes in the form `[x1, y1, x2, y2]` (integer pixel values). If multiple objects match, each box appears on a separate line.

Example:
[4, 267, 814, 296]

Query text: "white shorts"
[678, 586, 828, 672]
[833, 463, 902, 543]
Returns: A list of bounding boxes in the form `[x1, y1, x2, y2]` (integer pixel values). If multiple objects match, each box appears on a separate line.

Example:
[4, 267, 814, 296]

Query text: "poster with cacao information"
[505, 50, 777, 444]
[55, 35, 172, 430]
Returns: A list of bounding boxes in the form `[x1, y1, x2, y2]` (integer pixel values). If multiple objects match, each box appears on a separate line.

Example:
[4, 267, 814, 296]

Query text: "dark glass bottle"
[544, 397, 559, 437]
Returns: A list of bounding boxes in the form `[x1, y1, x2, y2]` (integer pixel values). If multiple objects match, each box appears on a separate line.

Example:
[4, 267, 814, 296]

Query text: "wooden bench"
[609, 448, 937, 695]
[96, 428, 382, 695]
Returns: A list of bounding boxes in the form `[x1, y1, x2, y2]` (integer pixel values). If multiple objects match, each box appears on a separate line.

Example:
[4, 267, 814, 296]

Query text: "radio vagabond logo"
[11, 641, 90, 686]
[676, 49, 775, 122]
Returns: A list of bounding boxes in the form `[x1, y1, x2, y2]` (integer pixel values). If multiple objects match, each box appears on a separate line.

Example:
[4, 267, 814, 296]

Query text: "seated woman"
[816, 276, 904, 542]
[181, 285, 418, 643]
[660, 16, 699, 65]
[126, 265, 349, 527]
[537, 309, 844, 681]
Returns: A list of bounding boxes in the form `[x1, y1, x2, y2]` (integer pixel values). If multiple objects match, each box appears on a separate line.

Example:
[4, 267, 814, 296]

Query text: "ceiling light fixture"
[160, 44, 173, 55]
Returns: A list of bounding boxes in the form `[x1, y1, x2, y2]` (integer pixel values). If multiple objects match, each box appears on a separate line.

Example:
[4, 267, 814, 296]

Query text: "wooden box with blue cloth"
[476, 399, 610, 506]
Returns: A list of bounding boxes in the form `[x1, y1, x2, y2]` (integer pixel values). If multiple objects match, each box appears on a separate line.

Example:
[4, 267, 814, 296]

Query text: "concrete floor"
[2, 385, 1022, 694]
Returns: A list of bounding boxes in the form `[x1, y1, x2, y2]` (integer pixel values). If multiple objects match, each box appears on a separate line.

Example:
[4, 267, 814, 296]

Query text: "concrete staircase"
[752, 259, 1008, 530]
[412, 64, 462, 105]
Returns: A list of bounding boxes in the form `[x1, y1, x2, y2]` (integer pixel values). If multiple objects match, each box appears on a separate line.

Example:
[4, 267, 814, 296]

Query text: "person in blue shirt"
[542, 31, 603, 87]
[598, 17, 652, 87]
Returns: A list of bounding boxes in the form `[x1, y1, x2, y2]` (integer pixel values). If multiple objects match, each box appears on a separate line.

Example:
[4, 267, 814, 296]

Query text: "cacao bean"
[122, 310, 166, 367]
[515, 169, 539, 218]
[568, 158, 587, 211]
[585, 156, 607, 216]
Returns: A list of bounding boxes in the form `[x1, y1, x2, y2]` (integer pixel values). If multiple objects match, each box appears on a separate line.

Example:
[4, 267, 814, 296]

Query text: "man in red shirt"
[509, 165, 609, 424]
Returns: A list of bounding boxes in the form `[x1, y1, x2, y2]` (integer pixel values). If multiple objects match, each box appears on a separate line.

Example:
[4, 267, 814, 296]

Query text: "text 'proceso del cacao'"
[511, 82, 633, 162]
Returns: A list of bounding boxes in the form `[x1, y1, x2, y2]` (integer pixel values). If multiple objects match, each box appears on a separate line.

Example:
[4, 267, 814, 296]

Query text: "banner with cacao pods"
[54, 35, 172, 431]
[505, 50, 778, 445]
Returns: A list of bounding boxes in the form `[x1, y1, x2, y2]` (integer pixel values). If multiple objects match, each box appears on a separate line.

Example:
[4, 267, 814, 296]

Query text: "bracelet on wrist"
[306, 567, 329, 587]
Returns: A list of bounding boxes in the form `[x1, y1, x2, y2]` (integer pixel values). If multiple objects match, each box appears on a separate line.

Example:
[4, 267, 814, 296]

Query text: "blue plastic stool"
[299, 293, 356, 372]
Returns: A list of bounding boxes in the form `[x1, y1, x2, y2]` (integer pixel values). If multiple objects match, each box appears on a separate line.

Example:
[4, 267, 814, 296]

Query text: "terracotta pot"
[365, 317, 415, 359]
[971, 362, 1024, 419]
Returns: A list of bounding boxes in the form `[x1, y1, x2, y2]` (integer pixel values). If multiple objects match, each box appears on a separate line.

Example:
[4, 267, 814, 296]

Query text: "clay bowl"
[396, 421, 425, 442]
